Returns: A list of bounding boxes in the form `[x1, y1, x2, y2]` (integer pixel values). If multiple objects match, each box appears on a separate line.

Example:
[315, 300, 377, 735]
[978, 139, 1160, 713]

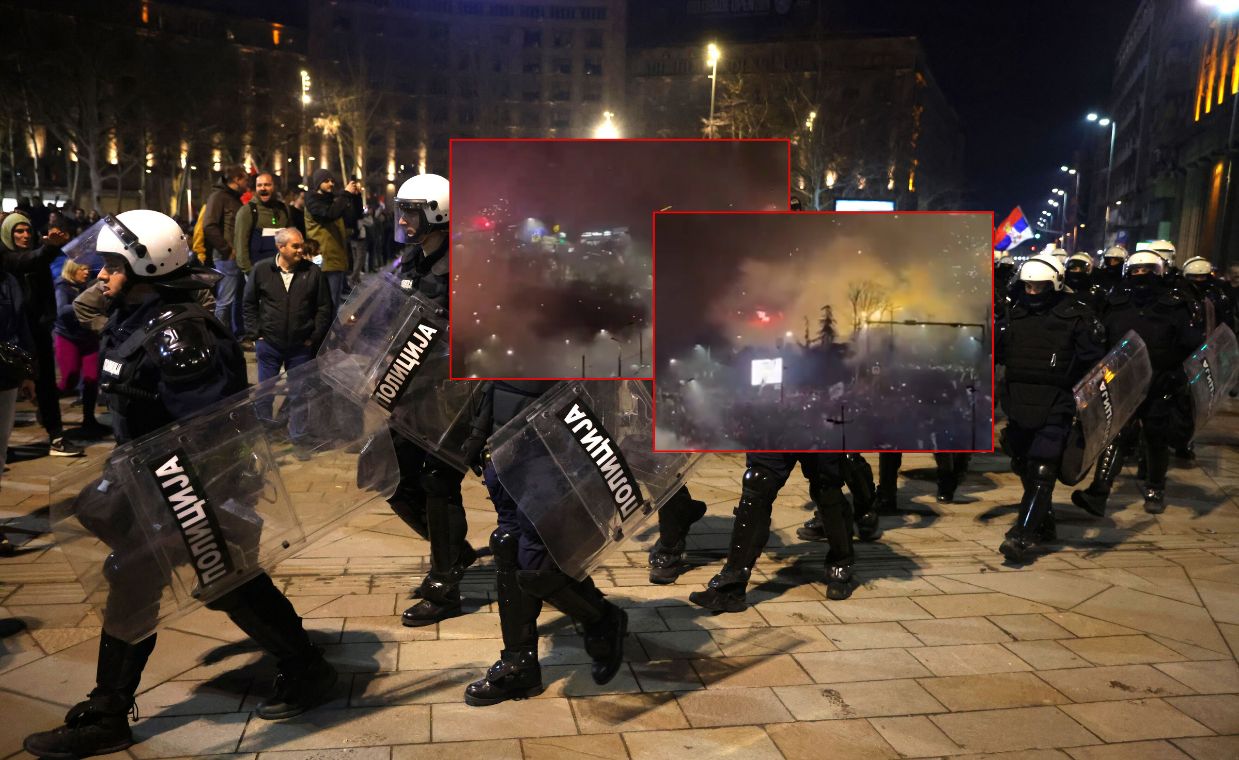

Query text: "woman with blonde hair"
[54, 258, 106, 438]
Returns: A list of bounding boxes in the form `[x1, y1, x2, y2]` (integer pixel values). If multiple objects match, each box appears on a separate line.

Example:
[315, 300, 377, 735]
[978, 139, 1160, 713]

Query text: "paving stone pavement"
[1, 390, 1237, 760]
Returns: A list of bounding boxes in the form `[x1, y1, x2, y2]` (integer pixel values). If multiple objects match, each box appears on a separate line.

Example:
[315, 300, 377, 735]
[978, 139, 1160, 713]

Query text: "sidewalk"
[1, 390, 1237, 760]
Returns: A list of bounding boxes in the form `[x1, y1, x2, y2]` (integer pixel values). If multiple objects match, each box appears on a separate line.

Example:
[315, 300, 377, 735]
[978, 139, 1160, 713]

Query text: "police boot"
[518, 568, 627, 685]
[796, 513, 826, 542]
[1071, 441, 1124, 518]
[689, 468, 776, 613]
[875, 453, 902, 514]
[648, 488, 707, 584]
[1174, 442, 1196, 464]
[465, 530, 545, 706]
[844, 454, 882, 542]
[1000, 461, 1057, 565]
[934, 453, 957, 502]
[1143, 444, 1170, 515]
[210, 574, 337, 720]
[813, 484, 856, 600]
[24, 631, 156, 759]
[404, 488, 475, 625]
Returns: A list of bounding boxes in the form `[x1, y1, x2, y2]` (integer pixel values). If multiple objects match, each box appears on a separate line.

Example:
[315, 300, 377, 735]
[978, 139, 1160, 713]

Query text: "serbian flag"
[993, 207, 1033, 251]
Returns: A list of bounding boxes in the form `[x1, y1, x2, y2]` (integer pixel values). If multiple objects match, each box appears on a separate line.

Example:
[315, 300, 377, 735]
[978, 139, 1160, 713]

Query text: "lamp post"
[299, 70, 312, 182]
[1087, 112, 1117, 246]
[594, 111, 619, 139]
[706, 43, 721, 138]
[1060, 165, 1081, 250]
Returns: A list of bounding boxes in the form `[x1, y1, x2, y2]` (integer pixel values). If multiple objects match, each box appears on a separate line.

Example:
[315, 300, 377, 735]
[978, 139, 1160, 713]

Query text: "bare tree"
[846, 280, 889, 335]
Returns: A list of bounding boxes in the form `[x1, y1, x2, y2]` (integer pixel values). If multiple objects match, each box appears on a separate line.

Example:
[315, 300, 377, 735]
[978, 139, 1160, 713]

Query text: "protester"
[1, 250, 38, 555]
[304, 168, 361, 309]
[0, 212, 83, 456]
[202, 164, 249, 336]
[53, 260, 106, 438]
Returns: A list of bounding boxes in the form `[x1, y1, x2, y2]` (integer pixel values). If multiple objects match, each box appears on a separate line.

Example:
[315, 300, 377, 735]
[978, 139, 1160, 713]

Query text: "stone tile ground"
[1, 389, 1237, 759]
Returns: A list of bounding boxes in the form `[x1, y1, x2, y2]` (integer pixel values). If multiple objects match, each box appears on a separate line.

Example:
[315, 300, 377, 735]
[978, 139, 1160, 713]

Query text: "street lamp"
[299, 70, 312, 180]
[1061, 165, 1082, 249]
[594, 111, 619, 139]
[1086, 111, 1118, 246]
[706, 43, 721, 138]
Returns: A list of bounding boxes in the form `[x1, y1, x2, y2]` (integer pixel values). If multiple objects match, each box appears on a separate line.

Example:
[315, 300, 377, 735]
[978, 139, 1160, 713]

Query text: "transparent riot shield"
[1060, 331, 1153, 485]
[319, 273, 482, 474]
[50, 356, 398, 643]
[318, 273, 416, 392]
[1185, 324, 1239, 435]
[488, 380, 702, 579]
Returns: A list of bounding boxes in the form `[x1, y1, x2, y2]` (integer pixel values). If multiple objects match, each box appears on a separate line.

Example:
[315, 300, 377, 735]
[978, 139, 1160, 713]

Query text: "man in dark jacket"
[242, 227, 331, 451]
[202, 165, 249, 336]
[0, 212, 82, 455]
[234, 172, 291, 275]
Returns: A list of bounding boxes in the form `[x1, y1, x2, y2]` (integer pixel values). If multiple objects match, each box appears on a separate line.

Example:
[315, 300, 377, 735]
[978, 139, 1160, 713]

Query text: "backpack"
[191, 204, 208, 262]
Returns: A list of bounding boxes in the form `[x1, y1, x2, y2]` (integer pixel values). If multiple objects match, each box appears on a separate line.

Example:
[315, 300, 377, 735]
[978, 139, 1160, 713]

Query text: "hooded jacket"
[0, 212, 61, 327]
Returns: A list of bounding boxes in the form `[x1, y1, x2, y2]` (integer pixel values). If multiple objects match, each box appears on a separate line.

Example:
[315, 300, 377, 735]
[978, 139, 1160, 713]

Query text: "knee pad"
[739, 465, 782, 507]
[490, 528, 520, 569]
[1028, 460, 1057, 484]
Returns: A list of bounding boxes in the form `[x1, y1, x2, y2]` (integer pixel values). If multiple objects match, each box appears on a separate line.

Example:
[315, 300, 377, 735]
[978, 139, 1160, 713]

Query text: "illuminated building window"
[272, 24, 282, 46]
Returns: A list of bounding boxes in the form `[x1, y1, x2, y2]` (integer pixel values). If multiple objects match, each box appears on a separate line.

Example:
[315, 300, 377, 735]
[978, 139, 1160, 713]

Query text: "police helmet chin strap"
[103, 214, 148, 260]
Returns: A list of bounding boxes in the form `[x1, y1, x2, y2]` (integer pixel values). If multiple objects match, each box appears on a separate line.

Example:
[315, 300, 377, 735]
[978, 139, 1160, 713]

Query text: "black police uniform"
[996, 286, 1106, 563]
[25, 288, 335, 760]
[690, 452, 856, 609]
[1072, 280, 1203, 514]
[384, 237, 478, 626]
[1066, 269, 1107, 313]
[462, 380, 627, 707]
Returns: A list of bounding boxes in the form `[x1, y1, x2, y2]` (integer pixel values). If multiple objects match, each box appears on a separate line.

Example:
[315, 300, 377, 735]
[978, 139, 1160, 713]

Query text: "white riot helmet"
[1067, 253, 1094, 273]
[1122, 250, 1165, 278]
[1136, 239, 1176, 268]
[96, 210, 217, 288]
[1182, 257, 1214, 278]
[395, 173, 450, 239]
[1019, 255, 1065, 291]
[1102, 245, 1128, 263]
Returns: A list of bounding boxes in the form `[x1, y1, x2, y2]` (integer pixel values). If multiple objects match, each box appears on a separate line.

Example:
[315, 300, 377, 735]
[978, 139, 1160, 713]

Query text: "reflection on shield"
[1060, 331, 1152, 485]
[1185, 324, 1239, 436]
[51, 357, 399, 643]
[319, 272, 483, 474]
[488, 380, 702, 579]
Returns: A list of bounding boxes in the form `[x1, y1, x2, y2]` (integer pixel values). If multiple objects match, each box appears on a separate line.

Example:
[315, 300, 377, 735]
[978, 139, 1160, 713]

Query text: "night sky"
[655, 212, 993, 365]
[824, 0, 1142, 218]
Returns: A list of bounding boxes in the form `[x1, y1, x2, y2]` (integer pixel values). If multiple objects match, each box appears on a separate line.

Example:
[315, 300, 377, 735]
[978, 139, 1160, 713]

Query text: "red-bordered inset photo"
[448, 138, 792, 380]
[653, 210, 996, 453]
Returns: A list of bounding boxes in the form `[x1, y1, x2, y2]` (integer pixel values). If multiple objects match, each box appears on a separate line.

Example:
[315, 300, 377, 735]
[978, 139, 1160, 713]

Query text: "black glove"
[460, 434, 486, 477]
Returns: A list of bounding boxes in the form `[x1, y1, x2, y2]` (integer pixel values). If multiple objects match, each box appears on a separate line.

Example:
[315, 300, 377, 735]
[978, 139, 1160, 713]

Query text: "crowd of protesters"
[0, 165, 402, 482]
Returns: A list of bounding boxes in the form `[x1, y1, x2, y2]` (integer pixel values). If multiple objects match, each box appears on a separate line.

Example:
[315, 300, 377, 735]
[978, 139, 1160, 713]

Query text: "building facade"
[1086, 0, 1238, 268]
[307, 0, 628, 185]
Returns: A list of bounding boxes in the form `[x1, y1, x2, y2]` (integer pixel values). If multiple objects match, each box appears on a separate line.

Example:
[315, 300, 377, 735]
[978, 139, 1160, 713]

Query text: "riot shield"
[488, 380, 702, 579]
[1184, 324, 1239, 435]
[319, 272, 482, 474]
[51, 357, 399, 643]
[318, 273, 416, 392]
[1059, 331, 1153, 485]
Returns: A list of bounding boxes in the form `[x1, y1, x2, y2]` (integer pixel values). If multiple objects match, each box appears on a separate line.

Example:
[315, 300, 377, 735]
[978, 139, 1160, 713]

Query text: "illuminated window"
[272, 23, 282, 46]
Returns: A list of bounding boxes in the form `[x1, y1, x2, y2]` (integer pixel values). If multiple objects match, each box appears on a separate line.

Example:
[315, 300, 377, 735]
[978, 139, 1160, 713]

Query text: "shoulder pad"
[430, 254, 450, 276]
[143, 303, 216, 333]
[142, 314, 219, 383]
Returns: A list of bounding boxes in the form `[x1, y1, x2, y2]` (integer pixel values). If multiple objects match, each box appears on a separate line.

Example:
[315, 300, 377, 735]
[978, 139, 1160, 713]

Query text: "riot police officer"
[1183, 256, 1237, 332]
[691, 452, 857, 608]
[1066, 253, 1106, 311]
[384, 173, 479, 627]
[25, 211, 337, 760]
[461, 381, 628, 706]
[1071, 252, 1204, 516]
[1095, 246, 1128, 293]
[996, 255, 1106, 563]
